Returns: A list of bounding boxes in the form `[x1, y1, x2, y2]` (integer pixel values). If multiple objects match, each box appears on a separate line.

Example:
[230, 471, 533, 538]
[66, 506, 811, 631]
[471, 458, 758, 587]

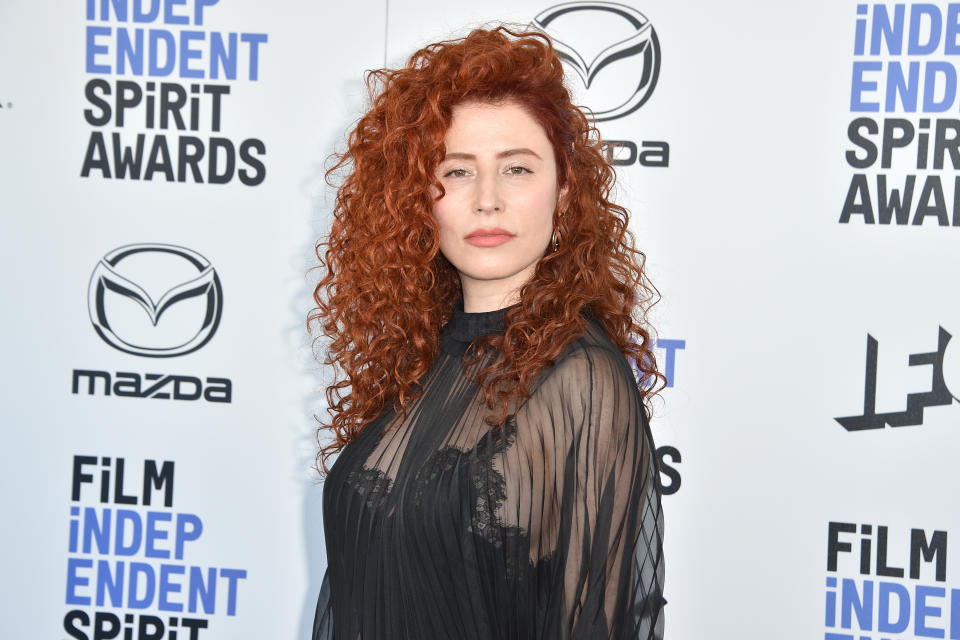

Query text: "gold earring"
[551, 229, 559, 252]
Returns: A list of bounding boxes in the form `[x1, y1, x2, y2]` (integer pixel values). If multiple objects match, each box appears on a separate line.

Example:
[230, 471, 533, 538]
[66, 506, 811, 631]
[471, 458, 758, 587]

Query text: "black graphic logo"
[88, 244, 223, 358]
[836, 327, 958, 430]
[532, 1, 660, 121]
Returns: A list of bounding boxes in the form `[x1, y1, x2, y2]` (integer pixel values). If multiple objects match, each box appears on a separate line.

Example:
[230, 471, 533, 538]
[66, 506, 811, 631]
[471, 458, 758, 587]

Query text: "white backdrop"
[2, 1, 957, 639]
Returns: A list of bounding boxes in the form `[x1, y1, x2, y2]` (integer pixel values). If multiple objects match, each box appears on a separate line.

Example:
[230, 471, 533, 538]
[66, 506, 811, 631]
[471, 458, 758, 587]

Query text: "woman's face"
[432, 100, 560, 308]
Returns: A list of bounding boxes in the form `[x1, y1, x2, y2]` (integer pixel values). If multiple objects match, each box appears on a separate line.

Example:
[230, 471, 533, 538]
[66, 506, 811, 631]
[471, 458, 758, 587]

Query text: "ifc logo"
[532, 1, 661, 121]
[87, 243, 223, 358]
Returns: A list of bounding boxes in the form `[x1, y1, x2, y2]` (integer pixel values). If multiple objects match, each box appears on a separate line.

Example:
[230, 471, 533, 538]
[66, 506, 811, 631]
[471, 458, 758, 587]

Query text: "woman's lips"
[465, 228, 514, 247]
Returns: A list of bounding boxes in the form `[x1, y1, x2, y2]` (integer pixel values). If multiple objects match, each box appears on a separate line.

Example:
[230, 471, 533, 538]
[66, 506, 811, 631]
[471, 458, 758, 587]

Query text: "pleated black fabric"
[313, 298, 665, 639]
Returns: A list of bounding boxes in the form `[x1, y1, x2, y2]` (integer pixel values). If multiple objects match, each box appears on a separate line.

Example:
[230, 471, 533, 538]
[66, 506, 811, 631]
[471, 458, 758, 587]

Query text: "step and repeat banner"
[2, 1, 957, 639]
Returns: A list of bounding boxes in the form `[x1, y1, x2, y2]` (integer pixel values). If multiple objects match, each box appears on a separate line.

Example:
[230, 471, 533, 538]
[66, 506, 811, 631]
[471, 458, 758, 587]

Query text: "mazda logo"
[532, 1, 661, 121]
[87, 243, 223, 358]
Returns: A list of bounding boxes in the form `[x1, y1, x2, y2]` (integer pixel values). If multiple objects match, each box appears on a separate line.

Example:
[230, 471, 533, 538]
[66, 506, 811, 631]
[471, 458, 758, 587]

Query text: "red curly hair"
[309, 26, 663, 476]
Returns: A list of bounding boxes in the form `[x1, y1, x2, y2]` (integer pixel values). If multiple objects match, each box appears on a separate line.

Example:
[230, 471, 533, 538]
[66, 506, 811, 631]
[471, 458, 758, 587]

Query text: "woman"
[309, 26, 665, 640]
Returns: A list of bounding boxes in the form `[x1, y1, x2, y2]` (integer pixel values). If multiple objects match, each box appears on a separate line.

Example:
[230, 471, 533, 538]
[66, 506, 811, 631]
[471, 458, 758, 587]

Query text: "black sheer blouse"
[313, 298, 665, 639]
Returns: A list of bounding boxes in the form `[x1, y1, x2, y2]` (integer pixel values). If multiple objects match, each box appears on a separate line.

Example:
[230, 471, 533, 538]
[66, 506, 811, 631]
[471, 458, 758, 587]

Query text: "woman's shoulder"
[526, 314, 641, 402]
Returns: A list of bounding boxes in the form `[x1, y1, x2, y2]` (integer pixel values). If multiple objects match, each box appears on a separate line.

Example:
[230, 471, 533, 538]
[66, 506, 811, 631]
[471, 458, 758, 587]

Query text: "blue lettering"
[878, 581, 910, 633]
[164, 0, 189, 25]
[82, 506, 111, 554]
[95, 559, 124, 607]
[159, 564, 185, 612]
[69, 506, 80, 553]
[189, 566, 217, 614]
[220, 568, 247, 616]
[826, 576, 838, 627]
[855, 4, 868, 56]
[657, 339, 685, 388]
[916, 585, 946, 638]
[86, 26, 112, 74]
[947, 5, 960, 55]
[851, 61, 882, 112]
[175, 513, 202, 560]
[117, 27, 144, 75]
[179, 30, 204, 78]
[127, 562, 156, 609]
[841, 578, 873, 630]
[194, 0, 219, 25]
[872, 4, 906, 55]
[922, 62, 956, 112]
[885, 61, 919, 112]
[102, 0, 128, 22]
[148, 29, 176, 76]
[240, 33, 268, 81]
[114, 509, 142, 556]
[951, 588, 960, 640]
[146, 511, 172, 559]
[210, 31, 237, 80]
[908, 4, 942, 55]
[133, 0, 161, 23]
[65, 558, 93, 605]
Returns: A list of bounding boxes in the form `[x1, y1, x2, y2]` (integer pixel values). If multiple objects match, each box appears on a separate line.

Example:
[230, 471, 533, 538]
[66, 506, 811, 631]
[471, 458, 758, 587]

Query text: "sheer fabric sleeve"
[524, 342, 665, 639]
[312, 567, 333, 640]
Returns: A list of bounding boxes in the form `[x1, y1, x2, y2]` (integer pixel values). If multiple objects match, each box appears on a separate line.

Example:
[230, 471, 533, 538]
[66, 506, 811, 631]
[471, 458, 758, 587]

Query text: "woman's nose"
[474, 174, 502, 213]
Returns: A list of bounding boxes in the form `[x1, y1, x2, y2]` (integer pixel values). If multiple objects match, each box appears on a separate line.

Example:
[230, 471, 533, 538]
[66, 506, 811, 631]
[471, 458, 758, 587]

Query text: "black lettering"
[913, 175, 949, 226]
[111, 133, 145, 180]
[827, 521, 856, 571]
[208, 137, 235, 184]
[141, 373, 172, 399]
[954, 175, 960, 226]
[71, 455, 97, 501]
[72, 369, 111, 396]
[115, 80, 142, 127]
[113, 372, 142, 397]
[877, 174, 915, 224]
[172, 376, 203, 400]
[81, 132, 111, 179]
[638, 141, 669, 167]
[181, 617, 209, 637]
[63, 609, 90, 640]
[238, 138, 266, 186]
[204, 377, 233, 403]
[177, 136, 205, 183]
[203, 84, 230, 132]
[881, 118, 914, 169]
[144, 135, 174, 182]
[138, 614, 165, 640]
[160, 83, 187, 130]
[113, 458, 138, 505]
[604, 140, 636, 166]
[910, 529, 948, 581]
[933, 119, 960, 170]
[93, 611, 121, 640]
[876, 525, 905, 577]
[846, 117, 879, 168]
[143, 459, 175, 507]
[83, 79, 111, 126]
[839, 174, 874, 223]
[656, 445, 681, 495]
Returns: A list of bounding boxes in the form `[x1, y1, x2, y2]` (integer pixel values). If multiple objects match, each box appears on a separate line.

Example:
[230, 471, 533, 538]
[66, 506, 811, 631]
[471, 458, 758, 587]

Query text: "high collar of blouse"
[440, 296, 517, 356]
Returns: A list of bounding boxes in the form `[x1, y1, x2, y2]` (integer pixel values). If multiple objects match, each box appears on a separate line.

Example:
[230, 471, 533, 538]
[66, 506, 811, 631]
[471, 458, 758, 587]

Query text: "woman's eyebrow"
[442, 148, 543, 161]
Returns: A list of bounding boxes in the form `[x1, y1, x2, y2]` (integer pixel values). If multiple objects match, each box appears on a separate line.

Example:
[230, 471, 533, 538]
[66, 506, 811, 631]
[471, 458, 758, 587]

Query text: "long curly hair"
[309, 26, 663, 476]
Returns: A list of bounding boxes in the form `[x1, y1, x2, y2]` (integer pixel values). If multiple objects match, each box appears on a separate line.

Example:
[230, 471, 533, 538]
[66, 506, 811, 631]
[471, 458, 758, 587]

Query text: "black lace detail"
[411, 446, 462, 507]
[466, 419, 520, 545]
[345, 466, 393, 511]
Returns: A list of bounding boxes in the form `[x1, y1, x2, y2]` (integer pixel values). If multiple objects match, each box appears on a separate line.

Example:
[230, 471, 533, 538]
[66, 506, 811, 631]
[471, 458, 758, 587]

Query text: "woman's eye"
[507, 166, 531, 175]
[444, 168, 469, 178]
